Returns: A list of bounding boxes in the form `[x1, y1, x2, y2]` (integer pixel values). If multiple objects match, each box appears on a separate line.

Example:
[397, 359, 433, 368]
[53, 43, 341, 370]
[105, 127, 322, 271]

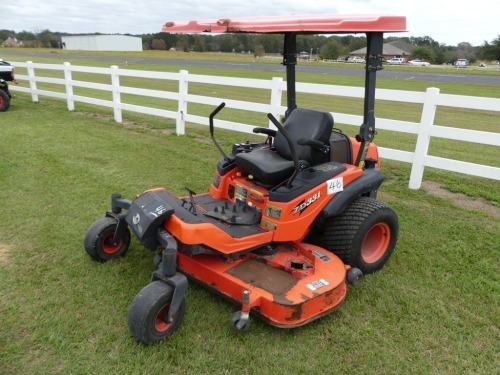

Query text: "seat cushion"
[274, 109, 334, 164]
[235, 148, 295, 186]
[234, 108, 334, 186]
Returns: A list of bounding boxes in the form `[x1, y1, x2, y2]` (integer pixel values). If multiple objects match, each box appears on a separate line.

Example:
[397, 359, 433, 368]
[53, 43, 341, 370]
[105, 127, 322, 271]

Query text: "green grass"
[1, 94, 499, 374]
[1, 50, 499, 373]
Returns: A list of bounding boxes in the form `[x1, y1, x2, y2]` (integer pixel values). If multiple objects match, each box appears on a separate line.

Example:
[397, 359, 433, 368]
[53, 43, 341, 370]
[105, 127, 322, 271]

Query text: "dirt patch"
[73, 111, 175, 135]
[117, 120, 176, 135]
[0, 244, 11, 266]
[422, 181, 500, 218]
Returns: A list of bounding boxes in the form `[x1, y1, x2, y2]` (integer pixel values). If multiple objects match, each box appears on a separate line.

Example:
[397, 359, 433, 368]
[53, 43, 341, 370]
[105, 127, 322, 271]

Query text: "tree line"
[1, 29, 499, 64]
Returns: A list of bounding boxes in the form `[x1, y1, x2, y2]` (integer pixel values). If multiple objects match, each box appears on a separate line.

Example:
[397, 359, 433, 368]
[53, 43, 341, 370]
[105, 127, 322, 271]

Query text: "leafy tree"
[37, 29, 60, 48]
[409, 36, 440, 48]
[339, 35, 358, 48]
[253, 44, 265, 57]
[455, 42, 476, 61]
[350, 36, 367, 51]
[176, 35, 189, 52]
[235, 34, 251, 52]
[217, 34, 236, 52]
[193, 35, 205, 52]
[141, 34, 154, 50]
[254, 34, 281, 53]
[0, 30, 14, 41]
[151, 39, 166, 50]
[477, 35, 500, 61]
[410, 46, 436, 62]
[433, 48, 448, 65]
[320, 39, 341, 60]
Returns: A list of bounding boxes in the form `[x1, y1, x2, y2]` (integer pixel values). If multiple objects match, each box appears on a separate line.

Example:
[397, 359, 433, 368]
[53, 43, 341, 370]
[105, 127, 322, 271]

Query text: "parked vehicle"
[84, 14, 405, 344]
[347, 56, 366, 63]
[0, 59, 17, 111]
[456, 59, 468, 67]
[409, 60, 430, 66]
[387, 58, 405, 64]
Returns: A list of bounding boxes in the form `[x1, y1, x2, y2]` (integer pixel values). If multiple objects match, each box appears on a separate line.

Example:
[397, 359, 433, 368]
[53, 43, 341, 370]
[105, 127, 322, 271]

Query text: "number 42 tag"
[326, 177, 343, 195]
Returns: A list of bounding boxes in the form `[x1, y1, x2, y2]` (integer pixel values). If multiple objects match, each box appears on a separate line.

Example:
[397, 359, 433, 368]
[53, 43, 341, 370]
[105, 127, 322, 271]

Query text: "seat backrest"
[274, 108, 334, 164]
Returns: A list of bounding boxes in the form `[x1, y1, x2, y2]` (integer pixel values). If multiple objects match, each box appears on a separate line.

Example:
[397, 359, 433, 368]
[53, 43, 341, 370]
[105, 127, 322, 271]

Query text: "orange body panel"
[161, 163, 364, 255]
[165, 215, 273, 253]
[350, 137, 381, 168]
[178, 242, 347, 327]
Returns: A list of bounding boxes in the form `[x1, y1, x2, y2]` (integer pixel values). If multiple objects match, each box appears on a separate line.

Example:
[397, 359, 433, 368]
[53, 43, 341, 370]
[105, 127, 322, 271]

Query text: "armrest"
[253, 127, 277, 137]
[298, 138, 330, 154]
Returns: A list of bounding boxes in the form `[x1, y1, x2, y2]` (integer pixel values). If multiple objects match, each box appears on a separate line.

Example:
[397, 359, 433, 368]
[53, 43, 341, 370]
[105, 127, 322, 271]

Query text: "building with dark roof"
[350, 41, 414, 61]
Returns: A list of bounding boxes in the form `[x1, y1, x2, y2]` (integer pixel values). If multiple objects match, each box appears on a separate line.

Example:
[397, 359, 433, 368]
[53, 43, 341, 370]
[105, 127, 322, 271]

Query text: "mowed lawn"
[0, 91, 499, 372]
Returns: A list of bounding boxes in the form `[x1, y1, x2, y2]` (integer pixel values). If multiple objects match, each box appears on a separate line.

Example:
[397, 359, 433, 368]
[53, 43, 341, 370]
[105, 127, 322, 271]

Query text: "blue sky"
[2, 0, 499, 46]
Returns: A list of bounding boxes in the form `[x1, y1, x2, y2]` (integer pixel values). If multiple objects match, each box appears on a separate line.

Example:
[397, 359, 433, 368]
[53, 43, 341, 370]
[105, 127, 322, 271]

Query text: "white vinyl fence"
[10, 61, 500, 189]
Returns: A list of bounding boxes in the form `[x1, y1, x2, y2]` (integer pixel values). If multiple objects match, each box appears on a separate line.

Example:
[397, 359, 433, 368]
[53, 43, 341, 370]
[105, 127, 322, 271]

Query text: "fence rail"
[9, 61, 500, 189]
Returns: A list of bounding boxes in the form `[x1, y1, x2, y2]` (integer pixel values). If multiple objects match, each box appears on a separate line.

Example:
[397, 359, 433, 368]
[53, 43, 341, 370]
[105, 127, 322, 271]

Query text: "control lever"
[209, 102, 229, 161]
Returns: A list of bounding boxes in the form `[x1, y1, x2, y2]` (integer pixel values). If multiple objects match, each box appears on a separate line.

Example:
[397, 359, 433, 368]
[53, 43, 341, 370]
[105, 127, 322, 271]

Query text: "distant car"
[409, 60, 431, 66]
[387, 58, 406, 64]
[347, 56, 366, 63]
[387, 58, 405, 64]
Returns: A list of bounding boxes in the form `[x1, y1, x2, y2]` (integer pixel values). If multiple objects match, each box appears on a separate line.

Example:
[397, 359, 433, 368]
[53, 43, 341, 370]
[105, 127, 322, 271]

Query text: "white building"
[61, 35, 142, 51]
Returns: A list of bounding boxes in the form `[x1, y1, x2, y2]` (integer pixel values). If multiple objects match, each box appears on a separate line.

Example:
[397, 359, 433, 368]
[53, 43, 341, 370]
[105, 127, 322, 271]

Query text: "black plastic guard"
[126, 190, 175, 249]
[320, 168, 384, 219]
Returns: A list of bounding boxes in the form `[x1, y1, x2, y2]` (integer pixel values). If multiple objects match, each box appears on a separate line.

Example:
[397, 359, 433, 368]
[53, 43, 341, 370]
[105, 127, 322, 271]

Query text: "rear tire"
[84, 217, 131, 262]
[324, 197, 398, 273]
[0, 90, 10, 112]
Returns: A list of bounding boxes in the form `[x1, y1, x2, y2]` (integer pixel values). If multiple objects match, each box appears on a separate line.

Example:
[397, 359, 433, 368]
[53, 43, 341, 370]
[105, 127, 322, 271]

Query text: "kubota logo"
[292, 192, 321, 215]
[132, 213, 140, 225]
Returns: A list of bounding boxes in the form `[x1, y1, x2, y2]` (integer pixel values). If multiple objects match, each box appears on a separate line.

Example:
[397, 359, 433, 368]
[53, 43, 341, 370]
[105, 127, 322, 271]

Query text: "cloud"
[2, 0, 499, 45]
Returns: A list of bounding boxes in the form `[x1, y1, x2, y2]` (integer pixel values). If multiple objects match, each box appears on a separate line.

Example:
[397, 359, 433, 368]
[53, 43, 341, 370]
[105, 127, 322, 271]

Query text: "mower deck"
[178, 242, 347, 328]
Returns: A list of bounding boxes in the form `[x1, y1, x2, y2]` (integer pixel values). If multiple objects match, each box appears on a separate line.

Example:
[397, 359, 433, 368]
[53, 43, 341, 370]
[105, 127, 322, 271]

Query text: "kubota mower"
[84, 14, 406, 344]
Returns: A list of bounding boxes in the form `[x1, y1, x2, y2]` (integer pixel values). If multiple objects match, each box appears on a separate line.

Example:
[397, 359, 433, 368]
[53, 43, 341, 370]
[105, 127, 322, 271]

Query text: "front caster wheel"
[230, 311, 250, 332]
[0, 90, 10, 112]
[84, 217, 131, 262]
[128, 281, 186, 345]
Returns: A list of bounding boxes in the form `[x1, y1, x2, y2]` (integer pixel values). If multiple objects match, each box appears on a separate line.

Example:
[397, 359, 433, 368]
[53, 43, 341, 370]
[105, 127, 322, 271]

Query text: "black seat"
[235, 108, 334, 186]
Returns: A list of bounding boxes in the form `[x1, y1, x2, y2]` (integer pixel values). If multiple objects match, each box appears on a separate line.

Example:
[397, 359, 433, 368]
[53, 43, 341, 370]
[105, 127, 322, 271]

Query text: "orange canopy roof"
[162, 14, 406, 34]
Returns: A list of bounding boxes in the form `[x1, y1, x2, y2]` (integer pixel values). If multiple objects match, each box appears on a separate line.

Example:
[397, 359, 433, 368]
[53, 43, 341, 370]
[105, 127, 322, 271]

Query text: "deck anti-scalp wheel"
[127, 281, 186, 344]
[324, 197, 399, 273]
[230, 311, 250, 332]
[83, 217, 131, 262]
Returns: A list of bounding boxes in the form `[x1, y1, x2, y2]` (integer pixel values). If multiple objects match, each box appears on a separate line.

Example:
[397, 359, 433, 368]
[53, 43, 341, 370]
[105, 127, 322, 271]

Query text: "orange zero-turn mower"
[84, 14, 405, 344]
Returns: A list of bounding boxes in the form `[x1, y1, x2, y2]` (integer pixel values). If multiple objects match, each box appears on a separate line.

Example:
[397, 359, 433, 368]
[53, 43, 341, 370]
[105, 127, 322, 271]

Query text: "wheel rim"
[102, 232, 123, 255]
[361, 222, 391, 263]
[155, 304, 172, 333]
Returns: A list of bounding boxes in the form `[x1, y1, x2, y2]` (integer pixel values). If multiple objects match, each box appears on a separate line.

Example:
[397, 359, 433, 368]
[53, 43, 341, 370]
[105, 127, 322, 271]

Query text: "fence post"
[110, 65, 122, 123]
[409, 87, 440, 189]
[63, 62, 74, 111]
[26, 61, 38, 102]
[177, 70, 188, 135]
[269, 77, 283, 129]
